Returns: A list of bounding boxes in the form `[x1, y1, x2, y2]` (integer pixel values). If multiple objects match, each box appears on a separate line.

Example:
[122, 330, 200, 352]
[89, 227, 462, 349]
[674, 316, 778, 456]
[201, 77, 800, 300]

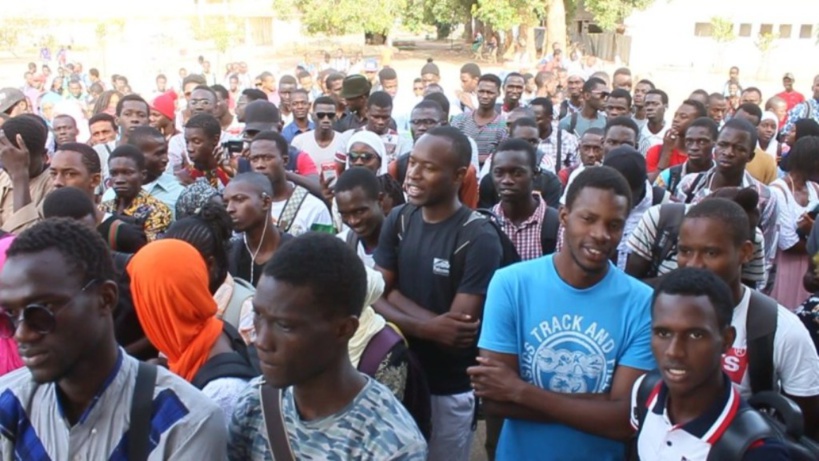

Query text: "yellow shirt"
[746, 148, 777, 185]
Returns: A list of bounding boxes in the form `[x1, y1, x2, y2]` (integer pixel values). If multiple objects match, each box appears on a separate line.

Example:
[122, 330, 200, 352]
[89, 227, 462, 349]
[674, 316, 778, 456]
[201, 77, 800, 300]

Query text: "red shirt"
[645, 144, 687, 173]
[776, 90, 805, 111]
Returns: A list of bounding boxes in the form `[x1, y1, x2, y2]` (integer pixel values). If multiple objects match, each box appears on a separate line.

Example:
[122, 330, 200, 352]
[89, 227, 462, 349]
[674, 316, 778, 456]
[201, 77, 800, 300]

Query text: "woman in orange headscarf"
[128, 239, 257, 419]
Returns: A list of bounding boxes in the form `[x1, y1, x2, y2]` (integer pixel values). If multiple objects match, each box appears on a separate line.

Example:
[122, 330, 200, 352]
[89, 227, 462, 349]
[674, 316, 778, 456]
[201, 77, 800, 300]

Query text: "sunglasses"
[348, 151, 377, 162]
[0, 279, 99, 339]
[316, 112, 336, 120]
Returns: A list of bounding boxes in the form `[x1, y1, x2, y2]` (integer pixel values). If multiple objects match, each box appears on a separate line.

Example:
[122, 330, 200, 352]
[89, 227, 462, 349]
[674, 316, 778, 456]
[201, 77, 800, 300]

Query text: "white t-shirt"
[336, 228, 376, 268]
[723, 287, 819, 398]
[291, 131, 344, 167]
[269, 185, 333, 236]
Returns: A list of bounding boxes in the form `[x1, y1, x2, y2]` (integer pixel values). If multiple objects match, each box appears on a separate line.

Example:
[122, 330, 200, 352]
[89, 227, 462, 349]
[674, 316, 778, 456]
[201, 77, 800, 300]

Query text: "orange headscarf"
[127, 239, 224, 382]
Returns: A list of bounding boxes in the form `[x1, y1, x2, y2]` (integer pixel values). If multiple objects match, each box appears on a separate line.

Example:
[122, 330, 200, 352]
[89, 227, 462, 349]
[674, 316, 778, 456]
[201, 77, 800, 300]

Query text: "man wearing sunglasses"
[557, 77, 608, 138]
[0, 219, 228, 459]
[291, 96, 345, 169]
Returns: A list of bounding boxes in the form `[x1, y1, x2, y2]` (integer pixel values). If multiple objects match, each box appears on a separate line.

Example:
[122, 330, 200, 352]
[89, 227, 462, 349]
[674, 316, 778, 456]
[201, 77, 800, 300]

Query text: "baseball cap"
[363, 59, 378, 72]
[340, 75, 372, 99]
[0, 88, 26, 114]
[783, 72, 795, 81]
[243, 100, 281, 133]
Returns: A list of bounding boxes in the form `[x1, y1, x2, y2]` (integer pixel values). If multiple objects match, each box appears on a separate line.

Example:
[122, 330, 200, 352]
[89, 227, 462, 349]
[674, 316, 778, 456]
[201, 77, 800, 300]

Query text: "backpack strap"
[555, 129, 563, 175]
[706, 406, 779, 461]
[344, 228, 359, 250]
[221, 277, 255, 329]
[190, 352, 259, 389]
[358, 324, 405, 376]
[667, 165, 683, 195]
[396, 153, 410, 184]
[569, 112, 579, 136]
[540, 206, 560, 255]
[129, 362, 157, 461]
[684, 172, 707, 204]
[628, 370, 663, 461]
[747, 290, 779, 394]
[397, 203, 419, 242]
[651, 186, 666, 206]
[260, 384, 295, 461]
[277, 186, 309, 233]
[648, 203, 687, 278]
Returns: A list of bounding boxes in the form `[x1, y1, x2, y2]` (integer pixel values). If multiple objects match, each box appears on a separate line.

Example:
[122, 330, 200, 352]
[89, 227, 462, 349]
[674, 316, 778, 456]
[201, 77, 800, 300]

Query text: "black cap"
[243, 100, 280, 133]
[340, 75, 372, 99]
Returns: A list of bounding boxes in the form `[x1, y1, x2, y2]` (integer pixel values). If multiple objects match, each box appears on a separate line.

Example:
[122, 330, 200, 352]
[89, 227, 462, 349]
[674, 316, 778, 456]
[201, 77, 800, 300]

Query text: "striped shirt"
[0, 351, 227, 461]
[450, 112, 508, 163]
[493, 194, 548, 261]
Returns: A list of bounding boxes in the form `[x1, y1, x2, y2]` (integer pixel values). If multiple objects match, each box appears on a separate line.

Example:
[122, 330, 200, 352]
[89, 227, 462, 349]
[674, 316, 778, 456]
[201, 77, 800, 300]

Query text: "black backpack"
[646, 203, 687, 278]
[190, 323, 260, 389]
[540, 206, 560, 255]
[396, 204, 521, 295]
[633, 370, 819, 461]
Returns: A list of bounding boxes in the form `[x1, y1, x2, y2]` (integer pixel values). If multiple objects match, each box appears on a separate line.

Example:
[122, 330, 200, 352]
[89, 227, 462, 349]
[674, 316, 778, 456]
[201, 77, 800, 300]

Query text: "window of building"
[760, 24, 774, 35]
[800, 24, 814, 39]
[694, 22, 713, 37]
[739, 24, 752, 37]
[779, 24, 792, 38]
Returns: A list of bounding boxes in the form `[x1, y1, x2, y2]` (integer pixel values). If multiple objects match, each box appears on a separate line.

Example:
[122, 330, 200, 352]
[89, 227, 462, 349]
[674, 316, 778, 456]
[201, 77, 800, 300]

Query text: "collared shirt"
[493, 194, 548, 261]
[101, 173, 185, 220]
[638, 121, 668, 156]
[0, 169, 53, 234]
[100, 190, 173, 241]
[282, 120, 315, 143]
[783, 98, 819, 136]
[617, 180, 660, 270]
[450, 111, 508, 163]
[673, 168, 779, 264]
[0, 350, 228, 460]
[630, 373, 789, 461]
[537, 124, 579, 174]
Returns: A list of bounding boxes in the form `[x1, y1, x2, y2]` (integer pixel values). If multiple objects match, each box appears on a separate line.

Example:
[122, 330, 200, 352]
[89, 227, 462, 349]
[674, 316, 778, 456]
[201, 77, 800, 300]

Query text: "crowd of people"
[0, 43, 819, 461]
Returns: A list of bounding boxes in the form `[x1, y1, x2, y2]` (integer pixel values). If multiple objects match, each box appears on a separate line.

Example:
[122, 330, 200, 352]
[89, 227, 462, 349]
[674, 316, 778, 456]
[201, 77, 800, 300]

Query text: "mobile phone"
[222, 140, 244, 155]
[321, 162, 337, 185]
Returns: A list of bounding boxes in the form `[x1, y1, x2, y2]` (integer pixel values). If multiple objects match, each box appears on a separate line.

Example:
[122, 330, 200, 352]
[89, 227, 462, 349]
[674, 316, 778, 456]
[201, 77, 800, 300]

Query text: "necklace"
[242, 217, 269, 283]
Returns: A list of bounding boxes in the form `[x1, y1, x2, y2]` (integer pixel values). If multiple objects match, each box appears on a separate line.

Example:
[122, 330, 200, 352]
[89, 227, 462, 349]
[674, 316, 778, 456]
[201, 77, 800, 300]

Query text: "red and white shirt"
[492, 194, 548, 261]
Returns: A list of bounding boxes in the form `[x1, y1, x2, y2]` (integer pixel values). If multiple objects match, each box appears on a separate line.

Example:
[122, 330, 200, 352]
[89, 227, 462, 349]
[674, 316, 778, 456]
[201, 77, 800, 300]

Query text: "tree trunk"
[546, 0, 567, 59]
[519, 23, 536, 67]
[464, 17, 473, 42]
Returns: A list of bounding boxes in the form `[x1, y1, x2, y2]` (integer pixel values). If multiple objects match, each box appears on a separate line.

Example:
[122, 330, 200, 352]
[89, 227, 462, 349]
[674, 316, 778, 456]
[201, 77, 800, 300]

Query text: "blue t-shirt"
[479, 255, 655, 461]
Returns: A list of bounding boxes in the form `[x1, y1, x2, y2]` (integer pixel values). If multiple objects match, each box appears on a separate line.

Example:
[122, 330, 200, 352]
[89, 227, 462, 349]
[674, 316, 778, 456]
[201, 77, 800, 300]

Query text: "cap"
[602, 146, 646, 191]
[0, 88, 26, 114]
[243, 100, 281, 133]
[363, 59, 378, 72]
[151, 91, 177, 121]
[340, 74, 372, 99]
[783, 72, 795, 81]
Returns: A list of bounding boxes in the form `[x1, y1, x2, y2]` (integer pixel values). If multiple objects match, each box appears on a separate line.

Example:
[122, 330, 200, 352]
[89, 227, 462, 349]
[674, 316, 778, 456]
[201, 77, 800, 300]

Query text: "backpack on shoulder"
[540, 206, 560, 255]
[358, 323, 433, 440]
[190, 323, 259, 389]
[646, 203, 687, 278]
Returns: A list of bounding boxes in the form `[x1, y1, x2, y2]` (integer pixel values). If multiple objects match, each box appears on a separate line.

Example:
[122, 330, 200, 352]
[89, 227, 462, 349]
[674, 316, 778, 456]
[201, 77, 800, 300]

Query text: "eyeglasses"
[0, 279, 99, 339]
[410, 118, 439, 127]
[348, 151, 377, 162]
[315, 112, 336, 120]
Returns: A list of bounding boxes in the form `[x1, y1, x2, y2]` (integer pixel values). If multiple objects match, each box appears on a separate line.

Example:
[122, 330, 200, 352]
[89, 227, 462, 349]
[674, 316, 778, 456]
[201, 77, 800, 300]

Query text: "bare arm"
[787, 394, 819, 440]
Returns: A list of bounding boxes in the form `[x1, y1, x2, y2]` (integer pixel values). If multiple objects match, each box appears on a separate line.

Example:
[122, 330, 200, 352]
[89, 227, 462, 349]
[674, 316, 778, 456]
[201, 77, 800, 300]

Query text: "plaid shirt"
[493, 194, 548, 260]
[451, 111, 508, 162]
[673, 168, 779, 264]
[537, 124, 579, 174]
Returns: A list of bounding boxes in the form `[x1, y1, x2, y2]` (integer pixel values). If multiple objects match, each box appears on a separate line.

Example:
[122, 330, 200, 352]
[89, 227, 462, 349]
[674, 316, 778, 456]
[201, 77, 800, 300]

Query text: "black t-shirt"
[374, 205, 503, 394]
[228, 233, 294, 286]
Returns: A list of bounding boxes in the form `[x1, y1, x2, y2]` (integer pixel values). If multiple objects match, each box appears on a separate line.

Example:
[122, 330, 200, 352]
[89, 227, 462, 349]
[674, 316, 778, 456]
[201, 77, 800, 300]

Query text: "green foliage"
[473, 0, 545, 30]
[0, 20, 22, 50]
[191, 17, 244, 54]
[710, 16, 735, 43]
[276, 0, 405, 35]
[584, 0, 653, 31]
[754, 32, 777, 53]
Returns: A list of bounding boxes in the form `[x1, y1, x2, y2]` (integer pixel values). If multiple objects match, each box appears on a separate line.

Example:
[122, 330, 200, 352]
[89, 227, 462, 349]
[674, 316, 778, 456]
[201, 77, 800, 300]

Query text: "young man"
[248, 131, 332, 236]
[451, 74, 508, 166]
[228, 233, 427, 460]
[498, 72, 526, 115]
[558, 77, 608, 137]
[0, 115, 53, 233]
[375, 126, 504, 461]
[50, 143, 148, 253]
[335, 74, 372, 133]
[183, 113, 231, 188]
[631, 79, 654, 129]
[114, 94, 150, 145]
[605, 89, 632, 120]
[777, 72, 805, 111]
[732, 103, 777, 185]
[88, 113, 118, 146]
[654, 117, 718, 195]
[455, 62, 481, 113]
[225, 172, 290, 288]
[470, 166, 654, 460]
[277, 75, 298, 125]
[631, 267, 791, 460]
[124, 126, 185, 217]
[291, 96, 343, 168]
[638, 89, 669, 155]
[281, 88, 314, 143]
[740, 87, 763, 107]
[336, 91, 410, 164]
[52, 114, 79, 146]
[99, 145, 172, 241]
[529, 97, 579, 174]
[558, 74, 585, 119]
[334, 167, 387, 268]
[674, 119, 778, 270]
[783, 74, 819, 135]
[558, 127, 605, 185]
[612, 67, 632, 92]
[676, 198, 819, 438]
[708, 93, 729, 127]
[646, 99, 707, 177]
[0, 219, 227, 459]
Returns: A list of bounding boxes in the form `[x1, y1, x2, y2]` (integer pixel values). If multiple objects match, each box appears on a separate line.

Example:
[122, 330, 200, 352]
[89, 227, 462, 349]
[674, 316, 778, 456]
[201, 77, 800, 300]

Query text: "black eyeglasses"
[0, 279, 99, 339]
[316, 112, 336, 120]
[348, 151, 377, 162]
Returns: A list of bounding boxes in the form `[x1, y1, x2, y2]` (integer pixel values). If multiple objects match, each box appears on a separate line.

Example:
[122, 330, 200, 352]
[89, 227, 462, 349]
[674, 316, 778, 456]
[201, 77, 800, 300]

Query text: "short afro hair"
[564, 166, 633, 210]
[262, 232, 367, 317]
[2, 115, 47, 157]
[721, 118, 758, 152]
[653, 267, 735, 330]
[681, 99, 708, 118]
[686, 117, 719, 140]
[185, 113, 222, 140]
[115, 94, 149, 117]
[7, 218, 115, 284]
[42, 187, 96, 220]
[250, 130, 289, 158]
[478, 73, 502, 90]
[334, 166, 381, 200]
[684, 197, 751, 247]
[241, 88, 268, 102]
[127, 126, 165, 148]
[529, 97, 554, 116]
[367, 91, 393, 109]
[494, 137, 539, 171]
[608, 89, 632, 107]
[231, 171, 274, 197]
[425, 125, 472, 169]
[56, 142, 102, 174]
[582, 77, 607, 94]
[109, 144, 146, 171]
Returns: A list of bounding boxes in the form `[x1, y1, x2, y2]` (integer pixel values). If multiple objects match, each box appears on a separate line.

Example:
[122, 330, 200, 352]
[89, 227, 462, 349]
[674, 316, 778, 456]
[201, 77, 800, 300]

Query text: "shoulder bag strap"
[569, 111, 578, 136]
[540, 206, 560, 255]
[358, 325, 404, 376]
[277, 186, 309, 232]
[129, 362, 157, 461]
[684, 173, 706, 204]
[747, 290, 779, 394]
[260, 384, 295, 461]
[555, 127, 563, 175]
